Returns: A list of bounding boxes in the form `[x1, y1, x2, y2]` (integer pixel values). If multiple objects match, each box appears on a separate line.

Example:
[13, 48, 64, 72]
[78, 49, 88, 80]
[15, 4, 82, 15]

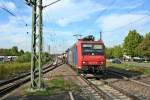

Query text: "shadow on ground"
[107, 66, 143, 78]
[4, 92, 86, 100]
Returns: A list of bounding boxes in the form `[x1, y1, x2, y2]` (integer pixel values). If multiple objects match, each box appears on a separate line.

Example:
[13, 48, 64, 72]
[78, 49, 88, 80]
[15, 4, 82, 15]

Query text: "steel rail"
[107, 69, 150, 88]
[105, 69, 149, 100]
[0, 62, 63, 98]
[79, 74, 114, 100]
[69, 65, 114, 100]
[0, 63, 52, 87]
[69, 65, 144, 100]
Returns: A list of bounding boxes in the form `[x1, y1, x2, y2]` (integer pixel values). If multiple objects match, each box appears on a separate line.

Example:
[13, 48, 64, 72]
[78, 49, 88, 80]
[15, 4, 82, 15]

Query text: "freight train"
[66, 35, 106, 73]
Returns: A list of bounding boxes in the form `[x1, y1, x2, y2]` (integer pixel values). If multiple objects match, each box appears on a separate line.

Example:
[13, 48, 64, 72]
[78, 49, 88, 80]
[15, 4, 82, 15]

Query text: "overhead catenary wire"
[43, 0, 61, 9]
[10, 0, 32, 26]
[82, 0, 117, 37]
[98, 0, 117, 18]
[0, 0, 30, 26]
[0, 0, 32, 34]
[0, 6, 16, 16]
[104, 14, 150, 33]
[43, 0, 63, 54]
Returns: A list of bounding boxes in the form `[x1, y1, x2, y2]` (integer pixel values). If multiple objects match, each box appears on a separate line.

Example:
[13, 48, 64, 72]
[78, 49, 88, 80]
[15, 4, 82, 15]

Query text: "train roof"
[77, 35, 104, 44]
[66, 35, 105, 52]
[78, 39, 104, 44]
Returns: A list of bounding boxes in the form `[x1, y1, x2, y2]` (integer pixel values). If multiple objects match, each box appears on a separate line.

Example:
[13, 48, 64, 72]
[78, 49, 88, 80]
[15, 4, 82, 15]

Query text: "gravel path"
[44, 64, 104, 100]
[135, 76, 150, 85]
[112, 80, 150, 99]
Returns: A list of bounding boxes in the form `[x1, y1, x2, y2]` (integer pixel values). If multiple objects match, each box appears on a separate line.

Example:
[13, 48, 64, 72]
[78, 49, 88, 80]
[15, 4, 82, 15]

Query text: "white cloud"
[0, 15, 31, 51]
[97, 13, 150, 31]
[111, 0, 144, 9]
[43, 0, 105, 26]
[0, 1, 16, 11]
[43, 29, 76, 53]
[42, 0, 144, 27]
[96, 12, 150, 47]
[0, 15, 31, 33]
[1, 0, 149, 52]
[0, 33, 31, 51]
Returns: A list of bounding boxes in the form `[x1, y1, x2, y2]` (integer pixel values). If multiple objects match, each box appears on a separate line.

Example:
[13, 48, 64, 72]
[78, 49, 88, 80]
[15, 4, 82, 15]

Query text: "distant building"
[123, 55, 132, 61]
[0, 56, 18, 62]
[0, 56, 4, 62]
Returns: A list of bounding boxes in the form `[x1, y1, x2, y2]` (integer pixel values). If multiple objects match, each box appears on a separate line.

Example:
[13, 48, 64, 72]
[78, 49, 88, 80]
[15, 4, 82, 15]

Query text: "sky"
[0, 0, 150, 53]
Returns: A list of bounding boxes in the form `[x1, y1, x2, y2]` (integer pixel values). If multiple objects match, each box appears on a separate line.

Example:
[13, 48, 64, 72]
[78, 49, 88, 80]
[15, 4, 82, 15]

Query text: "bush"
[0, 62, 30, 79]
[16, 52, 31, 63]
[42, 52, 53, 64]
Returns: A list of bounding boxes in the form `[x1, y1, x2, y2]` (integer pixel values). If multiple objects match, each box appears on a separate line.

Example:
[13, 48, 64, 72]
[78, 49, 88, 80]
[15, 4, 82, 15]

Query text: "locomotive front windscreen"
[82, 44, 104, 55]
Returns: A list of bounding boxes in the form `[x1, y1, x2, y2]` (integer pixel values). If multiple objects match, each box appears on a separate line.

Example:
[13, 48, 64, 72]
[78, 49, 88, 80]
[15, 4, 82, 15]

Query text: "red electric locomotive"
[67, 35, 106, 73]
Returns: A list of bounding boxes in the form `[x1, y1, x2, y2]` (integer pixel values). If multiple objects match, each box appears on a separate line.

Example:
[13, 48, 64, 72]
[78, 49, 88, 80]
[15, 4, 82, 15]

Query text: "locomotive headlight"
[82, 61, 86, 64]
[101, 61, 104, 64]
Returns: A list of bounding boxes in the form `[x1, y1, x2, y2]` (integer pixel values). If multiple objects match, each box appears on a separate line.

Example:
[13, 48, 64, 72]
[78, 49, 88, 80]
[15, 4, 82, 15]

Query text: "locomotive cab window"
[82, 44, 104, 55]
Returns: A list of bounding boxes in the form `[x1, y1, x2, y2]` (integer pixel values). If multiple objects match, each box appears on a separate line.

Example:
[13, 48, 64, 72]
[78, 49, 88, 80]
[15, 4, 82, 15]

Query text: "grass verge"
[107, 62, 150, 76]
[0, 62, 30, 79]
[24, 76, 80, 96]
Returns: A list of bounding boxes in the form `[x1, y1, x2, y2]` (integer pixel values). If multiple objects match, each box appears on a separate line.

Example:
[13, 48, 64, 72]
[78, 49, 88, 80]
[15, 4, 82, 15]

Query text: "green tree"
[106, 48, 114, 58]
[42, 52, 52, 64]
[19, 49, 24, 55]
[0, 49, 12, 56]
[16, 52, 31, 62]
[137, 32, 150, 58]
[106, 45, 123, 58]
[113, 45, 123, 58]
[11, 46, 18, 55]
[123, 30, 143, 57]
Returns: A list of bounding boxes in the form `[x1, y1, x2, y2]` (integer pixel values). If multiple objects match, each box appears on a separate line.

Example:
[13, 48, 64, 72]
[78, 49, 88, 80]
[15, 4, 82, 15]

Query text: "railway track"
[105, 69, 150, 99]
[68, 64, 134, 99]
[70, 66, 149, 99]
[107, 69, 150, 88]
[68, 67, 136, 100]
[0, 61, 63, 98]
[80, 74, 133, 100]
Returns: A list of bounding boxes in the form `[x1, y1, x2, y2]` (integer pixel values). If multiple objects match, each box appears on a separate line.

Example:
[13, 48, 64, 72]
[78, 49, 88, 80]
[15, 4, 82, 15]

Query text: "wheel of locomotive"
[87, 67, 93, 73]
[94, 67, 99, 74]
[101, 68, 107, 75]
[77, 69, 82, 75]
[95, 66, 105, 74]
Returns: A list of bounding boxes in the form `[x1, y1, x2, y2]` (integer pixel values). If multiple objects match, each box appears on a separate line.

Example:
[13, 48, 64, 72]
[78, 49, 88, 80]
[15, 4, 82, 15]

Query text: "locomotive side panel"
[68, 49, 73, 65]
[76, 41, 82, 69]
[67, 44, 78, 68]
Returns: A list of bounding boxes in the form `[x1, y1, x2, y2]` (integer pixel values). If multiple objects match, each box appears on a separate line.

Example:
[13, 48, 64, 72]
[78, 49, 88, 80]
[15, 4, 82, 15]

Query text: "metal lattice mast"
[25, 0, 43, 89]
[30, 0, 38, 88]
[25, 0, 61, 89]
[38, 0, 43, 88]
